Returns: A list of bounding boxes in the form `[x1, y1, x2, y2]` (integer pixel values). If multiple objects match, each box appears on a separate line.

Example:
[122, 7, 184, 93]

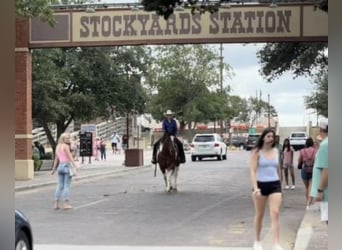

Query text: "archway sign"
[29, 3, 327, 48]
[15, 3, 327, 180]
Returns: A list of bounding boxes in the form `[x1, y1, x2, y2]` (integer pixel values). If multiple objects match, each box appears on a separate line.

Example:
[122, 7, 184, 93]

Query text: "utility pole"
[219, 43, 224, 135]
[268, 93, 271, 128]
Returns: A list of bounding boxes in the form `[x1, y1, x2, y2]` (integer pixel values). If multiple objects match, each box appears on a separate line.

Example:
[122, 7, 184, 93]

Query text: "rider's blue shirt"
[162, 118, 177, 136]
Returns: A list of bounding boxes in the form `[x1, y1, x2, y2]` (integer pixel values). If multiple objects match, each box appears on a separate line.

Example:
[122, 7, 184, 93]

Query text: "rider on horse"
[151, 110, 186, 165]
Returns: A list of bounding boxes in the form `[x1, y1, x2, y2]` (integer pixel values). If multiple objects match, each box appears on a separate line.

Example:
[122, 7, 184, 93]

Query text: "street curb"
[293, 211, 313, 250]
[15, 164, 153, 192]
[293, 207, 320, 250]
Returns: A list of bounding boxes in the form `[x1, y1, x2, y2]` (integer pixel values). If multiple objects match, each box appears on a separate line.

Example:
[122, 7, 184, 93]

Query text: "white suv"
[289, 132, 308, 151]
[190, 133, 227, 161]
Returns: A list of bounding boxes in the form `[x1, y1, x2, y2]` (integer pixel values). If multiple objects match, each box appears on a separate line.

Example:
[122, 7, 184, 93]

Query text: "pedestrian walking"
[51, 133, 79, 210]
[111, 132, 120, 154]
[281, 138, 295, 189]
[95, 137, 101, 160]
[274, 135, 283, 182]
[310, 120, 328, 224]
[34, 141, 45, 159]
[297, 137, 316, 208]
[250, 128, 284, 250]
[100, 137, 106, 160]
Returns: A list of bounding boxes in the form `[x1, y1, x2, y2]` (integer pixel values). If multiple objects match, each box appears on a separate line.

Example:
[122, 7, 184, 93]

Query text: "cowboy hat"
[164, 110, 173, 116]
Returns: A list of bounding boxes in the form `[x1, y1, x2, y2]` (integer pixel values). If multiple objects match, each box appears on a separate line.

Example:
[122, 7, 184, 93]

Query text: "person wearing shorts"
[310, 120, 328, 224]
[298, 137, 316, 208]
[250, 128, 284, 250]
[281, 138, 295, 189]
[111, 132, 120, 154]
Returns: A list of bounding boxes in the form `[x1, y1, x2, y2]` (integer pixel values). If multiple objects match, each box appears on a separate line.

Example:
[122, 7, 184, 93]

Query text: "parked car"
[246, 134, 261, 151]
[15, 209, 33, 250]
[289, 131, 308, 151]
[190, 133, 227, 161]
[227, 136, 247, 149]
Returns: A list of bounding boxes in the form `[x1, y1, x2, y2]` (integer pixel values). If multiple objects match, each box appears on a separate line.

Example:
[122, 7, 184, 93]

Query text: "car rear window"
[248, 135, 259, 139]
[194, 135, 215, 142]
[291, 133, 306, 138]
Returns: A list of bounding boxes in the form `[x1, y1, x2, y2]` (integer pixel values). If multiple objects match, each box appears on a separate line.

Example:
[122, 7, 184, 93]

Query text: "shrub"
[42, 152, 53, 160]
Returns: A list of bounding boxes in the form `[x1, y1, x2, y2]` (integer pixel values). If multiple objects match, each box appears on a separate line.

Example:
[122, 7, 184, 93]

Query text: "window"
[194, 135, 215, 142]
[291, 133, 306, 138]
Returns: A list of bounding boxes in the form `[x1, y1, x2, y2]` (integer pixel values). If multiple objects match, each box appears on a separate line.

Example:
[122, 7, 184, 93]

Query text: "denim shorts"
[301, 169, 312, 181]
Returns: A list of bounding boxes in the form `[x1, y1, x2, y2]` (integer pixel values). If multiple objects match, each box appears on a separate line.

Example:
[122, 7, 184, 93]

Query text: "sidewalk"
[293, 203, 328, 250]
[15, 149, 153, 191]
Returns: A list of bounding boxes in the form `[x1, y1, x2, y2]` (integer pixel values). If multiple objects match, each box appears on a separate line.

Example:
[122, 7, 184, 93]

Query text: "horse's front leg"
[172, 167, 179, 192]
[163, 174, 167, 189]
[165, 169, 172, 192]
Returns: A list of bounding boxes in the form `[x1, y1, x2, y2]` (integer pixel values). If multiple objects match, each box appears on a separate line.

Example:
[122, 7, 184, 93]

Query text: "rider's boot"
[151, 148, 157, 164]
[180, 150, 186, 164]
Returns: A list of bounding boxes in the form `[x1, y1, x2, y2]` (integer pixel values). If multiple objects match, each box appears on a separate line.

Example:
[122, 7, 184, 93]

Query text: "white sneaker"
[291, 185, 296, 189]
[284, 185, 289, 189]
[253, 241, 263, 250]
[272, 244, 284, 250]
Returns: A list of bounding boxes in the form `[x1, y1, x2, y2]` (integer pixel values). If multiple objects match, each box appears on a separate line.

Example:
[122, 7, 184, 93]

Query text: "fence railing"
[32, 117, 127, 147]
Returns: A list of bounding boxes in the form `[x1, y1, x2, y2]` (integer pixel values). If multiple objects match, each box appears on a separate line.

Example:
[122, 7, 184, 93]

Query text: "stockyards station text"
[76, 9, 296, 40]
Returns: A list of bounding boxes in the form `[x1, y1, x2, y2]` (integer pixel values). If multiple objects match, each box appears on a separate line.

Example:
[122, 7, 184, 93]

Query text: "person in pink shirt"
[297, 137, 317, 208]
[281, 138, 295, 189]
[51, 133, 79, 210]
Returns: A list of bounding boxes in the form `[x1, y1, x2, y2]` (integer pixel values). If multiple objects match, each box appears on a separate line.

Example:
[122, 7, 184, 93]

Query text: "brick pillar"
[15, 18, 34, 180]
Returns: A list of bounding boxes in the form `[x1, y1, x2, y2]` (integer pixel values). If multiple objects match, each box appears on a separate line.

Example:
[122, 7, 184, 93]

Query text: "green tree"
[257, 42, 328, 82]
[141, 0, 328, 19]
[15, 0, 58, 25]
[32, 46, 150, 150]
[304, 70, 328, 118]
[242, 96, 278, 128]
[146, 44, 233, 137]
[256, 0, 328, 82]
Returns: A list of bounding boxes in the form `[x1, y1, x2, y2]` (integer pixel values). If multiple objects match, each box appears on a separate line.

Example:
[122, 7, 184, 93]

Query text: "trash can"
[125, 148, 144, 167]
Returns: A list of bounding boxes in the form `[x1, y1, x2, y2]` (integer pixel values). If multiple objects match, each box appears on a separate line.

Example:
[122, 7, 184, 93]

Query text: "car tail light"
[214, 143, 220, 147]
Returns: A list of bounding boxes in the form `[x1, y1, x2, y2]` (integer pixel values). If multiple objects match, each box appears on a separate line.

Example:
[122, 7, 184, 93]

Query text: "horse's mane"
[160, 134, 177, 157]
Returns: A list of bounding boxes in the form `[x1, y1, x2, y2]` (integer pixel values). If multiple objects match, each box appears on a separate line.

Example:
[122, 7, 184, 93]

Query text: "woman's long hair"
[282, 138, 291, 152]
[255, 128, 276, 150]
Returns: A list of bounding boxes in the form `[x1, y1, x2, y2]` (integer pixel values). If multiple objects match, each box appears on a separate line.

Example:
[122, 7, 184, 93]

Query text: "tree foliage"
[141, 0, 328, 19]
[230, 95, 277, 128]
[257, 42, 328, 82]
[32, 46, 150, 149]
[15, 0, 58, 25]
[146, 44, 233, 133]
[304, 70, 328, 118]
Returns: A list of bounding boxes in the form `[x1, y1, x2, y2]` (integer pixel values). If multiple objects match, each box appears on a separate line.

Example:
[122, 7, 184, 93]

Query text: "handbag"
[69, 163, 77, 177]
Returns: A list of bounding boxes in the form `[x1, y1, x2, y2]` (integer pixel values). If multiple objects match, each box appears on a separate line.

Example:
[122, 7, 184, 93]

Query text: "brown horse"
[157, 133, 180, 192]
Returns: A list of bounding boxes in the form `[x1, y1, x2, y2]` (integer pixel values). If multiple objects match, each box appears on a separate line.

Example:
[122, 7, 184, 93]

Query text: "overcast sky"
[218, 43, 317, 127]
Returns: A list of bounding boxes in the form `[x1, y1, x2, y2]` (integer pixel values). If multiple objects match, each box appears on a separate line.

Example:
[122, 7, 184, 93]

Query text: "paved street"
[16, 150, 308, 250]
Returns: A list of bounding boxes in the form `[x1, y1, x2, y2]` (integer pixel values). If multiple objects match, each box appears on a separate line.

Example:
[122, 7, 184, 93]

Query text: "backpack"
[303, 149, 315, 173]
